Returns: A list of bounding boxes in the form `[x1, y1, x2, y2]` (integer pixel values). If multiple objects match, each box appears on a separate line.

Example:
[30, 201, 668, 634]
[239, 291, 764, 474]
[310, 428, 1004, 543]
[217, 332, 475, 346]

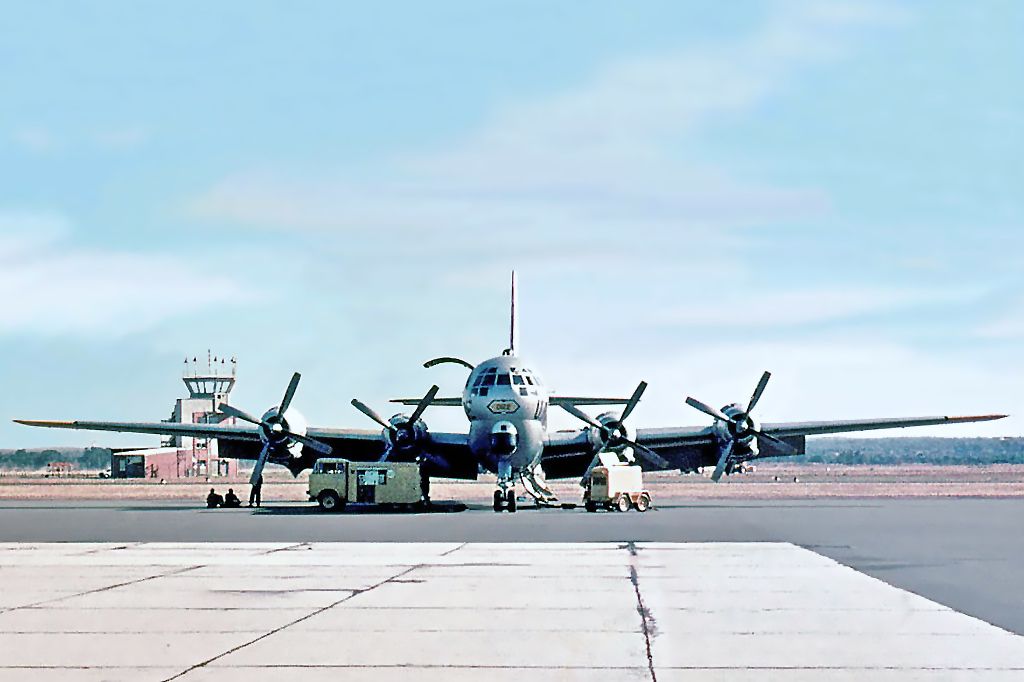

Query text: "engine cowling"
[718, 403, 759, 456]
[383, 413, 429, 457]
[593, 411, 638, 455]
[259, 406, 308, 458]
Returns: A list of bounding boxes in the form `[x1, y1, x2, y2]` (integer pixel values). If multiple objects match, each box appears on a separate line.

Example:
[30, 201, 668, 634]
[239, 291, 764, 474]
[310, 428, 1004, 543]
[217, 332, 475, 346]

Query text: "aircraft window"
[519, 387, 528, 396]
[497, 374, 511, 385]
[483, 367, 497, 375]
[473, 375, 486, 387]
[512, 375, 525, 385]
[482, 375, 496, 386]
[479, 387, 489, 397]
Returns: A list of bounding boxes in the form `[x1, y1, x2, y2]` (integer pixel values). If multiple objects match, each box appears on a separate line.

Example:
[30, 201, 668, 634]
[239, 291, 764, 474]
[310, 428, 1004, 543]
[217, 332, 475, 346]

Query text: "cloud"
[649, 286, 983, 329]
[91, 127, 150, 151]
[0, 211, 252, 337]
[189, 3, 903, 245]
[12, 127, 59, 153]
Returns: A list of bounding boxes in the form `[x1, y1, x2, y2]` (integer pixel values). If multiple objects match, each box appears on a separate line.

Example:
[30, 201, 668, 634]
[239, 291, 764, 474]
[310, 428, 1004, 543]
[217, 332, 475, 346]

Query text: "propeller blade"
[560, 402, 604, 431]
[710, 440, 734, 482]
[218, 403, 263, 426]
[685, 396, 734, 424]
[351, 399, 393, 430]
[283, 430, 333, 455]
[278, 372, 301, 415]
[619, 381, 647, 423]
[408, 385, 439, 424]
[579, 452, 603, 486]
[747, 371, 772, 413]
[250, 442, 272, 486]
[753, 429, 798, 455]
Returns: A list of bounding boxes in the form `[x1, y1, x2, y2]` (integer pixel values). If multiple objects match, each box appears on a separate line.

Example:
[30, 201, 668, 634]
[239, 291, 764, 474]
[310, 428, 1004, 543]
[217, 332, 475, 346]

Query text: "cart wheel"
[616, 495, 632, 513]
[493, 490, 504, 512]
[506, 489, 517, 513]
[635, 493, 651, 512]
[585, 500, 598, 513]
[318, 490, 342, 512]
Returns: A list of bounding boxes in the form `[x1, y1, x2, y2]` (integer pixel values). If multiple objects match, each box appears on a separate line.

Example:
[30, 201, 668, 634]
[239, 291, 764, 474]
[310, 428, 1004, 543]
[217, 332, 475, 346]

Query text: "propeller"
[218, 372, 332, 486]
[684, 371, 797, 482]
[561, 381, 669, 484]
[352, 385, 439, 461]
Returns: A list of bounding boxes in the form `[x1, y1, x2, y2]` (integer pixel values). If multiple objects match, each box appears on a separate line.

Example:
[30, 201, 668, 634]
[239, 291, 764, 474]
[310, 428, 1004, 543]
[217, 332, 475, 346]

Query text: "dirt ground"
[1, 463, 1022, 502]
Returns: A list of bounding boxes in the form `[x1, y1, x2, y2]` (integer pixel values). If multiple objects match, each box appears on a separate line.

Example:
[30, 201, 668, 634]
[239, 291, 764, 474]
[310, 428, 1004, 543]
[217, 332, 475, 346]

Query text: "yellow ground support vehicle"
[308, 458, 424, 512]
[583, 464, 651, 513]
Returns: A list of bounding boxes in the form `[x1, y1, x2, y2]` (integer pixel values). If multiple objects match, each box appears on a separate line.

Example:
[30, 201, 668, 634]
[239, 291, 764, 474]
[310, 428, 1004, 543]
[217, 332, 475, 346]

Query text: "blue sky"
[1, 1, 1021, 447]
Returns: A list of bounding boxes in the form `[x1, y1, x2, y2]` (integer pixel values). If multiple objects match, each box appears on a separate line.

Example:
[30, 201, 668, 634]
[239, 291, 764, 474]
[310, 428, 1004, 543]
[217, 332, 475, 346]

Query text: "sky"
[1, 1, 1021, 448]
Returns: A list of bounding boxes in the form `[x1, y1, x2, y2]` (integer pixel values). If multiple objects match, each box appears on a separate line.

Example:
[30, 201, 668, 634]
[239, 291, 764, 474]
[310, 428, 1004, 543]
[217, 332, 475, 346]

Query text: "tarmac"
[1, 541, 1023, 681]
[0, 498, 1022, 679]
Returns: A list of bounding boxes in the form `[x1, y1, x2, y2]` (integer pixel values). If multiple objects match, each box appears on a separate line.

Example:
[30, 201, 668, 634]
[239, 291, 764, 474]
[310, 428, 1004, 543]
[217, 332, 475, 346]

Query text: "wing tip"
[13, 419, 75, 428]
[946, 414, 1009, 423]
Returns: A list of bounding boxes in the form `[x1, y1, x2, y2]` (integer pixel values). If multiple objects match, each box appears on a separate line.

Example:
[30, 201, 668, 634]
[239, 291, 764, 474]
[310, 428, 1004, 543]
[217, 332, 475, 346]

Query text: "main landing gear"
[493, 488, 517, 513]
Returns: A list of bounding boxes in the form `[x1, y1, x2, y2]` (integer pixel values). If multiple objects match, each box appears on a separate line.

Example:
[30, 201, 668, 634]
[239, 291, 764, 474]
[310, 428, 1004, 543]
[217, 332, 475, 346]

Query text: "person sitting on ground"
[206, 488, 224, 508]
[223, 488, 242, 508]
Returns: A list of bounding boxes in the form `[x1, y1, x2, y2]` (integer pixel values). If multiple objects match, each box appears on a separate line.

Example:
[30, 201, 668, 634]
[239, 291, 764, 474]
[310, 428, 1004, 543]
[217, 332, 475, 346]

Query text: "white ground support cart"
[583, 464, 651, 513]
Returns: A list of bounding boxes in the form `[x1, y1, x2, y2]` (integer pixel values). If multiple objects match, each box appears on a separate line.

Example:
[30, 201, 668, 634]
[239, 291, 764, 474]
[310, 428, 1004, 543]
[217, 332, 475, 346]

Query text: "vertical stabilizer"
[507, 270, 517, 355]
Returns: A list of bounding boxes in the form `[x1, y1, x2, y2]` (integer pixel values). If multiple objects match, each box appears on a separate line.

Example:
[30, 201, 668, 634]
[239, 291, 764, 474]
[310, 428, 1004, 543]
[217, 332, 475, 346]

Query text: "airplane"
[15, 272, 1007, 512]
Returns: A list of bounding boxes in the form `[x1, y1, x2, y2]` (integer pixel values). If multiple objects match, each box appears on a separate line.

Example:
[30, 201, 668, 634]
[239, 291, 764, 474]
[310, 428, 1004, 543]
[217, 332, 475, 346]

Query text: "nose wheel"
[493, 488, 517, 513]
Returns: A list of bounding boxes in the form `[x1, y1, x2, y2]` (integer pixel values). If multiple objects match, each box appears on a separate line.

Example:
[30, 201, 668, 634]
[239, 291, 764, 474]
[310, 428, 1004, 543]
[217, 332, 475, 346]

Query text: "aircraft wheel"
[318, 490, 343, 513]
[493, 490, 504, 513]
[506, 489, 517, 513]
[615, 495, 632, 513]
[584, 500, 598, 513]
[635, 493, 651, 513]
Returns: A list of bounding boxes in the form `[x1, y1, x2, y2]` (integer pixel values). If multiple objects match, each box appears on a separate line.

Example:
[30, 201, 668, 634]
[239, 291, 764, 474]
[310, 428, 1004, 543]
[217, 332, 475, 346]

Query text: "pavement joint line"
[440, 542, 469, 556]
[0, 563, 207, 614]
[626, 542, 658, 682]
[261, 542, 311, 555]
[160, 560, 429, 682]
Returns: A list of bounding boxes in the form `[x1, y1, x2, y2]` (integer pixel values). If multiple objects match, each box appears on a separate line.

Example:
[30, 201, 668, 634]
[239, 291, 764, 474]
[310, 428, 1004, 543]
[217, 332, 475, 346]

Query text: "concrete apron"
[0, 542, 1021, 681]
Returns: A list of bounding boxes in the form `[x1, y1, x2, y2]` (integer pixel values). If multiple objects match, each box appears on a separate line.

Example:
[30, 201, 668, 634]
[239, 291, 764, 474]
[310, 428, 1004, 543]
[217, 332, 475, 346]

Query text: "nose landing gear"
[493, 488, 517, 513]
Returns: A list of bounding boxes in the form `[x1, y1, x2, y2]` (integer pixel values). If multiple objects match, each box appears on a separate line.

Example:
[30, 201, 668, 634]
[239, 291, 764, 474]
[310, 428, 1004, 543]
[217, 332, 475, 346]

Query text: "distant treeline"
[2, 438, 1023, 470]
[0, 447, 111, 471]
[799, 437, 1024, 465]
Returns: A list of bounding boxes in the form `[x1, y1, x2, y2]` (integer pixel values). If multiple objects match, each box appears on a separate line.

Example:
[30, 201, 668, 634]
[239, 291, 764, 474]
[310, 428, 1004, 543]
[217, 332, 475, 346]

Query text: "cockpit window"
[482, 374, 496, 387]
[512, 374, 525, 385]
[524, 375, 534, 385]
[496, 374, 511, 386]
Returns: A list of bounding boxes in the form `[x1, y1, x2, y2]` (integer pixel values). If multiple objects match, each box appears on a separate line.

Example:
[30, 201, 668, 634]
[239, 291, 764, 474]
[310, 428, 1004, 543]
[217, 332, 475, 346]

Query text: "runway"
[1, 541, 1022, 681]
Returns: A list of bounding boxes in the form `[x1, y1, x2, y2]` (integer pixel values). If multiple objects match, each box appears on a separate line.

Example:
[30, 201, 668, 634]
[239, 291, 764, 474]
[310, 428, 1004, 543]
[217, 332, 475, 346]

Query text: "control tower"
[166, 351, 237, 477]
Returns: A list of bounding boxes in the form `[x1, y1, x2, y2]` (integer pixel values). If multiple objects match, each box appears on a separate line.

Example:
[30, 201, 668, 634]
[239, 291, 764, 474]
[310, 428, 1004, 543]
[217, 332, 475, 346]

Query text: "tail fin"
[506, 270, 517, 356]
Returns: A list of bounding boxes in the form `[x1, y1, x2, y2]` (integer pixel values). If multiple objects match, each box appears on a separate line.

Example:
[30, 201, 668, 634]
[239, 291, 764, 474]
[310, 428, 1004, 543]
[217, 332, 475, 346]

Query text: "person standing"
[248, 474, 263, 507]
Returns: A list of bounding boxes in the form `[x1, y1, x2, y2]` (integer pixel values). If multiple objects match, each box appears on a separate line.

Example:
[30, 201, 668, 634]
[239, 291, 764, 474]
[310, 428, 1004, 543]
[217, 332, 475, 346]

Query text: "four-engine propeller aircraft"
[15, 273, 1007, 511]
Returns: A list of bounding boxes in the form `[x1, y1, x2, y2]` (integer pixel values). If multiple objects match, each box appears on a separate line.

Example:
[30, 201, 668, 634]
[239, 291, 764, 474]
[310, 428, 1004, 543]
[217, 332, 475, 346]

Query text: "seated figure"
[206, 488, 224, 508]
[223, 488, 242, 508]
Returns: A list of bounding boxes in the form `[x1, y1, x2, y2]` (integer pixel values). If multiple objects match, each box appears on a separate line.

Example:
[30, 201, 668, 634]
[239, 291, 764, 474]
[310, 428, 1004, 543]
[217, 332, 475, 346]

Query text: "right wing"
[14, 419, 478, 479]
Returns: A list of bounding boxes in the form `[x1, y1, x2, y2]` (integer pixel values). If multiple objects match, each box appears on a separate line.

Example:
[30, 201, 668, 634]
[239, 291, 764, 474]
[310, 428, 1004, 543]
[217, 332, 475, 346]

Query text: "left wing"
[541, 414, 1007, 479]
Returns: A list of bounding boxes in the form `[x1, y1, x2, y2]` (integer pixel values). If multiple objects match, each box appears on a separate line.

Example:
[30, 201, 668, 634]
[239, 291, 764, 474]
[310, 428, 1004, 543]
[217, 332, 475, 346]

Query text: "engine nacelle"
[259, 406, 308, 458]
[717, 402, 759, 456]
[383, 413, 429, 457]
[593, 411, 637, 456]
